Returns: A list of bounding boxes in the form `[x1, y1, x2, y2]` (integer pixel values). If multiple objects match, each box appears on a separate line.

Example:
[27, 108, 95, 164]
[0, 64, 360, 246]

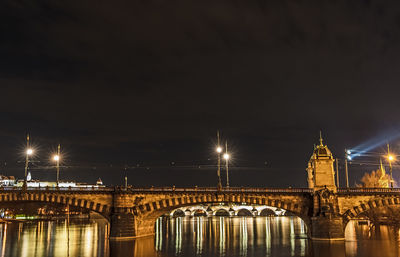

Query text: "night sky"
[1, 0, 400, 187]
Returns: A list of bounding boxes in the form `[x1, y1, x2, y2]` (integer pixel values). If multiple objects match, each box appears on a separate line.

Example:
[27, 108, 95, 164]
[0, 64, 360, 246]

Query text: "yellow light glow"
[26, 149, 33, 155]
[388, 154, 395, 161]
[216, 147, 222, 153]
[223, 153, 230, 160]
[53, 155, 60, 161]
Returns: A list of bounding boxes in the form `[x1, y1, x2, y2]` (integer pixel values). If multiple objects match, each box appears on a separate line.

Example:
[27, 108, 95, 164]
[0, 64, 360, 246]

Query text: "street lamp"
[53, 144, 61, 186]
[344, 149, 350, 188]
[387, 144, 395, 188]
[224, 141, 230, 188]
[216, 131, 222, 189]
[24, 134, 33, 187]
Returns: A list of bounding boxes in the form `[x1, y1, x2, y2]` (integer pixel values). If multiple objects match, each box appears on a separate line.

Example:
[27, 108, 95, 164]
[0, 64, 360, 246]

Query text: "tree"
[357, 167, 391, 188]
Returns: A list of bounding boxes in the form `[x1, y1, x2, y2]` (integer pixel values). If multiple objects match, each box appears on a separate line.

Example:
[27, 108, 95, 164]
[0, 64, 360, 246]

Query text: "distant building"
[0, 170, 105, 188]
[15, 180, 73, 188]
[0, 175, 16, 186]
[96, 178, 103, 185]
[8, 172, 107, 188]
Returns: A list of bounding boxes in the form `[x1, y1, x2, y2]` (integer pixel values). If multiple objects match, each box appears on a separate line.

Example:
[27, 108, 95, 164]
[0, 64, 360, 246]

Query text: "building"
[0, 175, 16, 186]
[9, 172, 106, 188]
[306, 134, 336, 192]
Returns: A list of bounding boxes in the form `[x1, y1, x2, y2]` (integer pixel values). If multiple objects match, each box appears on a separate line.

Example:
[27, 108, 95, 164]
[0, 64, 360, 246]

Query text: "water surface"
[1, 217, 400, 257]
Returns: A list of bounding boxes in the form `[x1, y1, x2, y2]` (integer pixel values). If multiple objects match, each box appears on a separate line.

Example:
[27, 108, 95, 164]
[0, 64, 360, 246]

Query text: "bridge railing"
[0, 186, 313, 193]
[0, 186, 114, 192]
[338, 188, 400, 193]
[0, 186, 399, 194]
[122, 187, 313, 193]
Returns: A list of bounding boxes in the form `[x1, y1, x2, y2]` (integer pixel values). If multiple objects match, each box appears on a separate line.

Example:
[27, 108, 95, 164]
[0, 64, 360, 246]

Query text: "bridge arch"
[135, 193, 308, 217]
[237, 208, 253, 216]
[172, 209, 185, 217]
[341, 196, 400, 223]
[214, 208, 230, 216]
[126, 192, 311, 238]
[339, 195, 400, 235]
[193, 209, 207, 216]
[0, 191, 112, 220]
[260, 208, 276, 216]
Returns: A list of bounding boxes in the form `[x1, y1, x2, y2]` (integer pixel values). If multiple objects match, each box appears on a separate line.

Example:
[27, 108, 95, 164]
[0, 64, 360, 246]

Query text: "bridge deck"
[0, 186, 313, 193]
[338, 188, 400, 194]
[0, 186, 399, 194]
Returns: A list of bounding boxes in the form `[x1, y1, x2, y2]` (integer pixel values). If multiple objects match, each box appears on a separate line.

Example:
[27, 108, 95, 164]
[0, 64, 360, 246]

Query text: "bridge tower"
[306, 134, 336, 192]
[307, 134, 344, 240]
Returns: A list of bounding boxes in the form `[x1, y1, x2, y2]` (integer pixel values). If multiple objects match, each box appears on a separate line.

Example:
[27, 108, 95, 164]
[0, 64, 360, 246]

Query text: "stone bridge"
[0, 136, 398, 240]
[1, 186, 400, 241]
[169, 203, 287, 216]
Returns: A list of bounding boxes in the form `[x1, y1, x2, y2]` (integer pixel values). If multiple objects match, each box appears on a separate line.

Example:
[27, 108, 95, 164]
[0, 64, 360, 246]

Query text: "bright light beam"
[346, 129, 400, 160]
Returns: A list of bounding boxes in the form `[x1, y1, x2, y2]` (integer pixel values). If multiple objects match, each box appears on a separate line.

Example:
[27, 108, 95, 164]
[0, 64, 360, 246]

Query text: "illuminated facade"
[0, 175, 16, 186]
[306, 135, 336, 192]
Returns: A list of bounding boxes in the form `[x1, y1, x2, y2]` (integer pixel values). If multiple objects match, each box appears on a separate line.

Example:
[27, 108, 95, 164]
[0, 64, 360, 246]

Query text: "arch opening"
[344, 205, 400, 233]
[260, 208, 276, 217]
[135, 196, 312, 239]
[237, 209, 253, 216]
[153, 208, 310, 252]
[215, 209, 230, 216]
[172, 209, 185, 217]
[193, 209, 207, 217]
[0, 201, 109, 222]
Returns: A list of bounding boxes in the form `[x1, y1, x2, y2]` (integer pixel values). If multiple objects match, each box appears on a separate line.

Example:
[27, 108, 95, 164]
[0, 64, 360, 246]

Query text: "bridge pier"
[309, 188, 345, 241]
[110, 192, 156, 240]
[110, 213, 156, 240]
[110, 212, 136, 239]
[310, 216, 344, 240]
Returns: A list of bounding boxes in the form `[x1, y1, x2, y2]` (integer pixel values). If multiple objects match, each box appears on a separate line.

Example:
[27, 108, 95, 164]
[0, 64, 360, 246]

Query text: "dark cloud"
[1, 0, 400, 186]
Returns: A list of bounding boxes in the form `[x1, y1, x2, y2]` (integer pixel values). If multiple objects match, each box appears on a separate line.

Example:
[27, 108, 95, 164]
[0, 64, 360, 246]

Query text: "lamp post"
[336, 159, 339, 187]
[224, 141, 230, 188]
[24, 134, 33, 187]
[216, 131, 222, 190]
[53, 144, 61, 186]
[344, 149, 350, 188]
[387, 143, 395, 188]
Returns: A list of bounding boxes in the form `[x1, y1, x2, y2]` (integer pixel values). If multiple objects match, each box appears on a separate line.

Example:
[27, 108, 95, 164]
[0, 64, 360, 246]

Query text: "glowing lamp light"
[53, 155, 60, 161]
[26, 149, 33, 155]
[388, 155, 395, 161]
[346, 150, 351, 155]
[223, 153, 230, 160]
[216, 147, 222, 153]
[347, 155, 352, 161]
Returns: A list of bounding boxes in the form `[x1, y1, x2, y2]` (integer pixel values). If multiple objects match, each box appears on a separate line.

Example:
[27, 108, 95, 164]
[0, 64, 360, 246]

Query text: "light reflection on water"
[155, 216, 309, 257]
[1, 217, 400, 256]
[127, 217, 400, 257]
[0, 219, 109, 257]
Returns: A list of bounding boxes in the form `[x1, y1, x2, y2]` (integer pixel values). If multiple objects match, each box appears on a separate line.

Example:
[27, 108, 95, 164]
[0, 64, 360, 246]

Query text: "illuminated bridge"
[1, 138, 400, 241]
[1, 186, 400, 241]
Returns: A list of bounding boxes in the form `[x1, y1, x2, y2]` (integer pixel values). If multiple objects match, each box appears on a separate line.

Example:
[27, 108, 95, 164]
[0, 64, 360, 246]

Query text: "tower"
[376, 159, 389, 188]
[306, 133, 336, 192]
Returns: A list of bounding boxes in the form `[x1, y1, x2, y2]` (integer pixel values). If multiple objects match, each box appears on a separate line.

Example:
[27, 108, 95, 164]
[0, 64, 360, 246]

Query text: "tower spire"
[379, 158, 385, 172]
[319, 131, 323, 146]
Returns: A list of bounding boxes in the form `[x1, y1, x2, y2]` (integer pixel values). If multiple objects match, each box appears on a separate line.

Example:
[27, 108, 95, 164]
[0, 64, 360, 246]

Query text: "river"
[0, 217, 399, 257]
